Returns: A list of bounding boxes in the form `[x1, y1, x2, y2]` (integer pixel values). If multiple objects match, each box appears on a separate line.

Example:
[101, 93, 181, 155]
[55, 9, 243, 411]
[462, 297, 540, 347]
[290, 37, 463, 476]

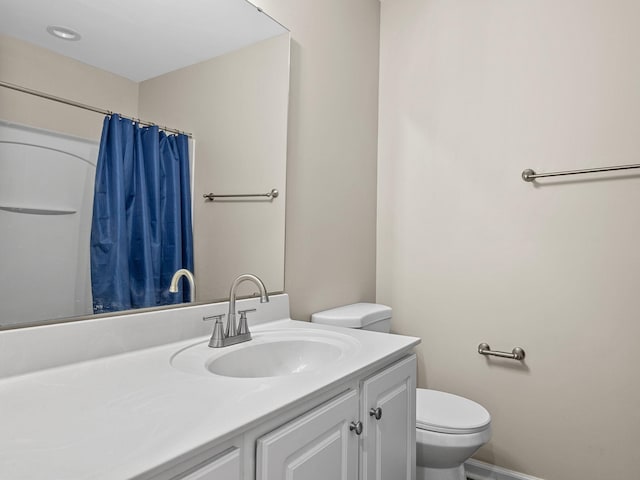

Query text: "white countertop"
[0, 313, 419, 479]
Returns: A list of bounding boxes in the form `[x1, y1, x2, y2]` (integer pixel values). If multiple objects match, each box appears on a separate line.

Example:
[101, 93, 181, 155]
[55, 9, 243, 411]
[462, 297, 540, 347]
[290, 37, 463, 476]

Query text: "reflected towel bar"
[0, 206, 76, 215]
[478, 343, 525, 361]
[203, 188, 279, 201]
[522, 163, 640, 182]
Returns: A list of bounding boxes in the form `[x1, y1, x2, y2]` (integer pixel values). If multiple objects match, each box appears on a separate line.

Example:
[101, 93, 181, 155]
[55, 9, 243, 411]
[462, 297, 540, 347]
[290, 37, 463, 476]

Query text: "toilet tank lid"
[310, 303, 392, 328]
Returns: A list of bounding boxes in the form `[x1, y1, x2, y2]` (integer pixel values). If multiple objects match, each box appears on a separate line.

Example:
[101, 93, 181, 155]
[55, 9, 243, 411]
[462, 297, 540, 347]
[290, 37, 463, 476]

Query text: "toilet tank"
[310, 303, 392, 333]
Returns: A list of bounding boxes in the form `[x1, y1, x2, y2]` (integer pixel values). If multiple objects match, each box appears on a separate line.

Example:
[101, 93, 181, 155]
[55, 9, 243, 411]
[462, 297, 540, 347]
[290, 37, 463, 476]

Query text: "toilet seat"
[416, 389, 491, 434]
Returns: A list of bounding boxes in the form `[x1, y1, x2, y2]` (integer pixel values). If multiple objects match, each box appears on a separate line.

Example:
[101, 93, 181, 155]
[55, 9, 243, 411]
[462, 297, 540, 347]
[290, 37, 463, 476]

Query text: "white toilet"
[311, 303, 491, 480]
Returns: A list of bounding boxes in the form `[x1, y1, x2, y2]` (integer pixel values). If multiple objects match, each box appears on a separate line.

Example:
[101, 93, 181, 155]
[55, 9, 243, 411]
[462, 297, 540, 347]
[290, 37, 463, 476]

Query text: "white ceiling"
[0, 0, 287, 82]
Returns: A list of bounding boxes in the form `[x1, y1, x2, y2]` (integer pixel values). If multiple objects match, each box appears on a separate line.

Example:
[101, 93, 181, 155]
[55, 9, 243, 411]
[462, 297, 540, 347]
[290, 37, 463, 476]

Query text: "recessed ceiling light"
[46, 25, 81, 41]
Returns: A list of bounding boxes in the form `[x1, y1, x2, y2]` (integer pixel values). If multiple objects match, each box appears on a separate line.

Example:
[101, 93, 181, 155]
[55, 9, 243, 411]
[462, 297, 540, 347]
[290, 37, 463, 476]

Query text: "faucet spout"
[227, 274, 269, 337]
[169, 269, 196, 303]
[208, 273, 268, 348]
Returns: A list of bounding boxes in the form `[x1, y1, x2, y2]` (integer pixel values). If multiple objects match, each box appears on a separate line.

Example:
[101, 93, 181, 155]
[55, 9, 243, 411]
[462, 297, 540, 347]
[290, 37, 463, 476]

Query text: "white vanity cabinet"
[255, 354, 417, 480]
[0, 301, 421, 480]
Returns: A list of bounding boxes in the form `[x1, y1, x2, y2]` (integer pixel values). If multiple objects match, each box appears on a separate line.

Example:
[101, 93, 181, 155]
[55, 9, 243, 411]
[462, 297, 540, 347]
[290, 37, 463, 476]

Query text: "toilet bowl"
[311, 303, 492, 480]
[415, 389, 491, 480]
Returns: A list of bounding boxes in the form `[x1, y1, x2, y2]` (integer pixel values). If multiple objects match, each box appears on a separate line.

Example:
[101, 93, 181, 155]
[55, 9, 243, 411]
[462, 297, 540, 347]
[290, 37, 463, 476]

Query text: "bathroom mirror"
[0, 0, 289, 329]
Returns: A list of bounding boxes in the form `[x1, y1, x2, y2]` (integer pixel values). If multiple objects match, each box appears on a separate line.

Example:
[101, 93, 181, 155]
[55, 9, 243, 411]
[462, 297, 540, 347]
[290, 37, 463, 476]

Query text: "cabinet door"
[360, 354, 416, 480]
[256, 389, 359, 480]
[179, 446, 240, 480]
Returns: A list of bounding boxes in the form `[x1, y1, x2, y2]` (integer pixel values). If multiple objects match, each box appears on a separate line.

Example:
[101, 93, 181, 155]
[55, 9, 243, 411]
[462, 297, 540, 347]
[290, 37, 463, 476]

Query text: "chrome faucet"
[208, 273, 269, 348]
[169, 269, 196, 303]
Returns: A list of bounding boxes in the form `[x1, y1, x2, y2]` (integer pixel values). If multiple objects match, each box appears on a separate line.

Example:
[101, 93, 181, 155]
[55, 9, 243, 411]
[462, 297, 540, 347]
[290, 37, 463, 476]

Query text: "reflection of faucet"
[169, 269, 196, 303]
[208, 273, 269, 348]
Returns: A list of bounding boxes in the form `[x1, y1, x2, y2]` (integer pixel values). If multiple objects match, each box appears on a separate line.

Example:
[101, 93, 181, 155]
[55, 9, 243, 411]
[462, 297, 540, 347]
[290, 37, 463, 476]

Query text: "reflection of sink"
[171, 329, 360, 378]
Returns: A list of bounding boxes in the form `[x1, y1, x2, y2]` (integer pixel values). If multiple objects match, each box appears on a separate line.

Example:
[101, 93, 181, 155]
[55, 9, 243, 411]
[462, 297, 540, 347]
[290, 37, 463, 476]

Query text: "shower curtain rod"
[0, 80, 193, 138]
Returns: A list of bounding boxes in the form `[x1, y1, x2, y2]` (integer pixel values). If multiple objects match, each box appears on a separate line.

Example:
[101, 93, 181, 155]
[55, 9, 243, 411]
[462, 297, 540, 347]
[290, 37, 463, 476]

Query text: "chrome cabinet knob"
[349, 421, 363, 435]
[369, 407, 382, 420]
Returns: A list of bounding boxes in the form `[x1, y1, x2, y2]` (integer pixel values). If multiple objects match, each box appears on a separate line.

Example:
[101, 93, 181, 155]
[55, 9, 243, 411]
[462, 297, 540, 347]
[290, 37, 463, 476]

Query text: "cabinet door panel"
[256, 389, 359, 480]
[180, 446, 240, 480]
[361, 355, 416, 480]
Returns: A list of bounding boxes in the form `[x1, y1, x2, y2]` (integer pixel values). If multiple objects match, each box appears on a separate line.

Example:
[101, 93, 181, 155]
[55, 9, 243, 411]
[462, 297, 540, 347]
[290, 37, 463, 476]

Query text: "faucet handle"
[237, 309, 256, 336]
[206, 314, 227, 348]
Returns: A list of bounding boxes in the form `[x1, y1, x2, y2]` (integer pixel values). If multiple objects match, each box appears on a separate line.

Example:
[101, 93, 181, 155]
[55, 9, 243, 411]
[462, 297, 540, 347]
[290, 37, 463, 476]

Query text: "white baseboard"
[465, 459, 544, 480]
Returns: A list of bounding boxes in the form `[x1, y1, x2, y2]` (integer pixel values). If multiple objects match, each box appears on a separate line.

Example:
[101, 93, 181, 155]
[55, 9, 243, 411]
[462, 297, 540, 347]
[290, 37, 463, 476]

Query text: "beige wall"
[138, 34, 290, 302]
[251, 0, 381, 320]
[378, 0, 640, 478]
[0, 34, 138, 140]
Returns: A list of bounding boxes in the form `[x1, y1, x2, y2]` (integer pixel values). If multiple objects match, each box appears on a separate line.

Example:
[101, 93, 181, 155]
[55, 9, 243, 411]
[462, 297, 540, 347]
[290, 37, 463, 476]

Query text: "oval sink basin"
[171, 328, 360, 378]
[208, 340, 339, 377]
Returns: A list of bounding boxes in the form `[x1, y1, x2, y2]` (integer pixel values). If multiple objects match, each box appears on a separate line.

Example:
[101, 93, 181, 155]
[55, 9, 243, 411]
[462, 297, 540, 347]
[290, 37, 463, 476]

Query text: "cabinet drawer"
[180, 447, 240, 480]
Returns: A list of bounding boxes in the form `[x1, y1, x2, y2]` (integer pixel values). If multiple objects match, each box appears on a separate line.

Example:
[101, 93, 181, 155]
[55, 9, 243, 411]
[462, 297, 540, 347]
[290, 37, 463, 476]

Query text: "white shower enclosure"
[0, 120, 98, 327]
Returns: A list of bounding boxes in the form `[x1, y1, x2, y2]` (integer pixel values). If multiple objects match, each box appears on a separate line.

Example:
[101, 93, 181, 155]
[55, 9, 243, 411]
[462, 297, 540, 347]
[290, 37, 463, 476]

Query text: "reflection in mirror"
[0, 0, 290, 329]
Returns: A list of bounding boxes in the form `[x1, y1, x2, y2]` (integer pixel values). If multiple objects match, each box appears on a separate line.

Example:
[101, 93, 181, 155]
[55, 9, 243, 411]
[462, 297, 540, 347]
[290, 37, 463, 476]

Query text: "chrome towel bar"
[203, 188, 279, 201]
[478, 343, 525, 361]
[0, 205, 76, 215]
[522, 163, 640, 182]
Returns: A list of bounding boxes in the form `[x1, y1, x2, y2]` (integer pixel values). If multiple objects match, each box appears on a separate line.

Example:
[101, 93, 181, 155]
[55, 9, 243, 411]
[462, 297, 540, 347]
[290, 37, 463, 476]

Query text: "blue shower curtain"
[90, 114, 194, 314]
